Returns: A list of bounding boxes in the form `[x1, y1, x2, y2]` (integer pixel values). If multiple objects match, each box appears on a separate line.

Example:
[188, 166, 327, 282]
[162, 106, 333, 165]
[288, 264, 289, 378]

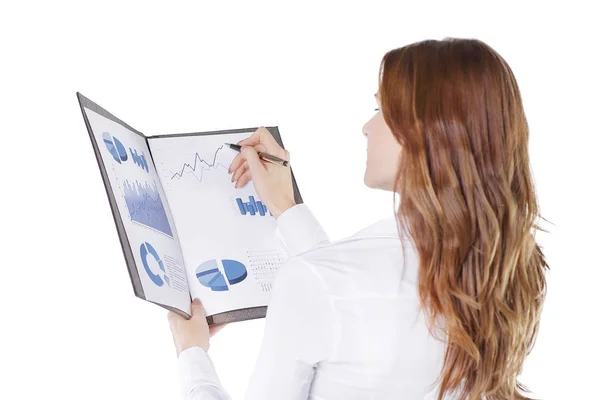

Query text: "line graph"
[170, 145, 230, 184]
[123, 179, 173, 237]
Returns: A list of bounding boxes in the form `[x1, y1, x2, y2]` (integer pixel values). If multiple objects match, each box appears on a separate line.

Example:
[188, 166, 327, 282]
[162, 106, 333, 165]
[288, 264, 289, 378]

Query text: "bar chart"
[235, 196, 272, 216]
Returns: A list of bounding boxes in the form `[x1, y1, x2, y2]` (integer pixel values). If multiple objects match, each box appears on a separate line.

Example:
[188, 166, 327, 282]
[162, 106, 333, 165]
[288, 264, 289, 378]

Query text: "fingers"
[236, 169, 251, 188]
[237, 126, 266, 146]
[167, 311, 184, 327]
[228, 152, 245, 174]
[231, 160, 248, 183]
[237, 126, 283, 156]
[191, 298, 204, 318]
[240, 145, 264, 171]
[209, 323, 228, 337]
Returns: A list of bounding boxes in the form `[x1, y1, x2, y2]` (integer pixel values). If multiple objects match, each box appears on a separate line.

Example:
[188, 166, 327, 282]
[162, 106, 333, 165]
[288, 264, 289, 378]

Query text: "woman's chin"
[363, 171, 376, 189]
[364, 173, 392, 191]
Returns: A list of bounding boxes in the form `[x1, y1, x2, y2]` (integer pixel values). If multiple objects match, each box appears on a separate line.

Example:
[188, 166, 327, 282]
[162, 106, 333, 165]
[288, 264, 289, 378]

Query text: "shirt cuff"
[177, 346, 228, 398]
[275, 203, 330, 257]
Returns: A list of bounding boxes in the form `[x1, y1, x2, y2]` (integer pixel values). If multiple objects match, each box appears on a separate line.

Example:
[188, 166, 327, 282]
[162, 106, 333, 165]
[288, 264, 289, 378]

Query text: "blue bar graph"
[236, 196, 272, 216]
[129, 148, 149, 173]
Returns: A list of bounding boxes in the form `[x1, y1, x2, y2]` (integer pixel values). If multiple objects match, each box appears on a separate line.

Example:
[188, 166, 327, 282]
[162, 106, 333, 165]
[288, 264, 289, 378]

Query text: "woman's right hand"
[228, 126, 296, 219]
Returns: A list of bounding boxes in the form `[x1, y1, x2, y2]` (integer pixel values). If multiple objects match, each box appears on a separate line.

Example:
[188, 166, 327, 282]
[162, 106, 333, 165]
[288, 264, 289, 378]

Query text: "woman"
[168, 37, 549, 400]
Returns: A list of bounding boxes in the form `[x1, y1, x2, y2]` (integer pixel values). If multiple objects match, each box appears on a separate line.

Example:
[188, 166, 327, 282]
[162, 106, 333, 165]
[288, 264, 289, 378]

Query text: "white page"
[84, 108, 191, 315]
[149, 132, 288, 317]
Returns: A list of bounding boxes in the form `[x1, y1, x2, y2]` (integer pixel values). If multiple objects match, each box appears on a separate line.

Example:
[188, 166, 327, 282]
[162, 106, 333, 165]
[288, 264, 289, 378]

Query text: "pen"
[224, 143, 289, 167]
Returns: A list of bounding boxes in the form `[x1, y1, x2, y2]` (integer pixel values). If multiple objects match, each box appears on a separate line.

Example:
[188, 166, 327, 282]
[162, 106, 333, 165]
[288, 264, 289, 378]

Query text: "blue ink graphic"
[195, 259, 248, 292]
[123, 180, 173, 237]
[103, 132, 128, 163]
[236, 196, 272, 216]
[140, 242, 170, 287]
[171, 145, 229, 183]
[129, 148, 149, 172]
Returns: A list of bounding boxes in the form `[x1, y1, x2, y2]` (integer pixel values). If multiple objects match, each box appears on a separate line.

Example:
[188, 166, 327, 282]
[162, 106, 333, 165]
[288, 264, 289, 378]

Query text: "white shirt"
[177, 203, 448, 400]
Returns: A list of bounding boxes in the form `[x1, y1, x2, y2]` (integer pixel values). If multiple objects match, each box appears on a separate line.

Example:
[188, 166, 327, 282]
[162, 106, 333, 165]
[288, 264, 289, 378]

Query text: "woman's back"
[272, 204, 447, 399]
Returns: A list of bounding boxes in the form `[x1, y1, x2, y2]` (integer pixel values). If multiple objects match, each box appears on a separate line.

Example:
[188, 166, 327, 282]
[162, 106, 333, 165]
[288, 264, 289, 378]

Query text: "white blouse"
[177, 203, 448, 400]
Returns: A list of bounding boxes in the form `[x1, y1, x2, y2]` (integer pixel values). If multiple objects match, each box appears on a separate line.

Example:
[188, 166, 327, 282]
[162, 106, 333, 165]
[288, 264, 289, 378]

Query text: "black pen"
[224, 143, 289, 167]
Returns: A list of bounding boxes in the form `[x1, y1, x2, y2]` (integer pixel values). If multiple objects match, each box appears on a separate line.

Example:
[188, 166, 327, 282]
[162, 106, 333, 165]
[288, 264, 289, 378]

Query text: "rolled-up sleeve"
[275, 203, 330, 257]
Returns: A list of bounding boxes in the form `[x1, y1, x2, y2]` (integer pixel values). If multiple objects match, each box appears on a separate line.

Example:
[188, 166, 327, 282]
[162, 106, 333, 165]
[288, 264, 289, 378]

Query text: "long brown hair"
[380, 38, 549, 400]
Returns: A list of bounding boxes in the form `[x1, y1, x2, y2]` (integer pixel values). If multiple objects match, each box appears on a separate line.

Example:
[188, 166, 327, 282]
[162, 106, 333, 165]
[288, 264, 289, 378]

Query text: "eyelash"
[374, 108, 380, 112]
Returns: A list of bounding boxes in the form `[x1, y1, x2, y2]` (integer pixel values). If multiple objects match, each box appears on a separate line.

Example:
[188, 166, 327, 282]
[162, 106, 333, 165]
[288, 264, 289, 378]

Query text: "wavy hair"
[379, 38, 550, 400]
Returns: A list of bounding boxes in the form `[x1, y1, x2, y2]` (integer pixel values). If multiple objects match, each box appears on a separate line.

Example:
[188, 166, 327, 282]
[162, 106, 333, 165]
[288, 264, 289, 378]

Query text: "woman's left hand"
[167, 298, 228, 356]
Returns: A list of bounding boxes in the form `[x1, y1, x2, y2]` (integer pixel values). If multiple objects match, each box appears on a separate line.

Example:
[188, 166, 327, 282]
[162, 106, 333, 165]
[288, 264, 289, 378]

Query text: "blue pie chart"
[140, 242, 169, 287]
[103, 132, 128, 164]
[196, 259, 247, 292]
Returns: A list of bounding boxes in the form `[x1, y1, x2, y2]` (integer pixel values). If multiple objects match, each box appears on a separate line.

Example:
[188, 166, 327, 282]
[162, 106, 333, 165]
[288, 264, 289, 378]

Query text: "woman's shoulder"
[289, 235, 418, 298]
[300, 214, 414, 267]
[275, 213, 418, 297]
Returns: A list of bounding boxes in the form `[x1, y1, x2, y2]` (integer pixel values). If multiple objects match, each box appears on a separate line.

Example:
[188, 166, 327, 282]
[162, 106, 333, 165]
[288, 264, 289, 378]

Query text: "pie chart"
[196, 259, 248, 292]
[140, 242, 170, 287]
[103, 132, 128, 164]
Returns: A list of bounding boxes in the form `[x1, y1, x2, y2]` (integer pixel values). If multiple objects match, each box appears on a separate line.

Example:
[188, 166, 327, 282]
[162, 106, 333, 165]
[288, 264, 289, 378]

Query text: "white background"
[1, 1, 598, 399]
